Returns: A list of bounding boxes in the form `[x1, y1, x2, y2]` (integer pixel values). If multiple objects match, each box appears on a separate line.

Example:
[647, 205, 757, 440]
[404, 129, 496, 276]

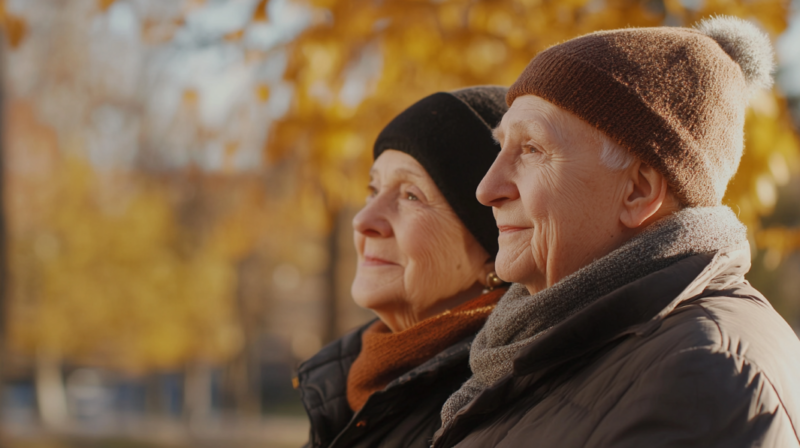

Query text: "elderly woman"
[295, 86, 509, 448]
[433, 17, 800, 448]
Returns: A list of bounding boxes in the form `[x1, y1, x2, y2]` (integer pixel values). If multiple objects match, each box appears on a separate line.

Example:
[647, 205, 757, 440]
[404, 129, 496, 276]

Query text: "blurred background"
[0, 0, 798, 447]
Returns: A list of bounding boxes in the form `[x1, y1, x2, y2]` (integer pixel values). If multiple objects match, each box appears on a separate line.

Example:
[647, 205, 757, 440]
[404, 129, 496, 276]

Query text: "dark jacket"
[297, 319, 474, 448]
[434, 247, 800, 447]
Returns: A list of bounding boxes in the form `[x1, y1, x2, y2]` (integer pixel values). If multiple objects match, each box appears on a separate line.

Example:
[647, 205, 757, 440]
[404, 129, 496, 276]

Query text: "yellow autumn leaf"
[253, 0, 269, 22]
[97, 0, 115, 12]
[256, 83, 270, 102]
[3, 13, 26, 49]
[224, 28, 245, 42]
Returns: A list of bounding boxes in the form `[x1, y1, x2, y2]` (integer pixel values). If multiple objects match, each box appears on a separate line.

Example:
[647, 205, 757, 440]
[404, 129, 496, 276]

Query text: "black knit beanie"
[373, 86, 508, 258]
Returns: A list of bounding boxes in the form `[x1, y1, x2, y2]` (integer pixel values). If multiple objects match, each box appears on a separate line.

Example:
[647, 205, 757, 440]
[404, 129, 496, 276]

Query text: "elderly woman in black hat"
[295, 86, 509, 448]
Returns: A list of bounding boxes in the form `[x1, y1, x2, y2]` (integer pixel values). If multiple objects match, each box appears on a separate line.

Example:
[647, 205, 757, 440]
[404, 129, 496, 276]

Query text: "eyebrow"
[500, 115, 567, 146]
[510, 120, 542, 138]
[491, 126, 504, 143]
[395, 167, 425, 179]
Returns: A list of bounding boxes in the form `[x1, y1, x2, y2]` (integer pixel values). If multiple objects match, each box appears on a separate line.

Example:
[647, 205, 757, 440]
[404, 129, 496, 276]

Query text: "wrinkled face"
[351, 150, 489, 328]
[477, 95, 630, 293]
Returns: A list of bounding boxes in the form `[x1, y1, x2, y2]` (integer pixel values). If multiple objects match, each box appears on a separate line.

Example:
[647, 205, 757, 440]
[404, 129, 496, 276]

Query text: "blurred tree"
[0, 21, 7, 445]
[3, 0, 337, 420]
[6, 155, 246, 372]
[0, 0, 293, 422]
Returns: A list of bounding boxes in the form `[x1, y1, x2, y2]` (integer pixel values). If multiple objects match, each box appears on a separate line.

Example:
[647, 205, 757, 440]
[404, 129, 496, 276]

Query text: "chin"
[494, 250, 534, 286]
[350, 279, 374, 309]
[351, 275, 399, 311]
[494, 264, 518, 285]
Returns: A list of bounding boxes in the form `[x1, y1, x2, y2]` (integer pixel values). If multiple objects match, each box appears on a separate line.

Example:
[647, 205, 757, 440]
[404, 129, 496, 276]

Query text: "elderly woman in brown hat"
[295, 86, 509, 448]
[434, 16, 800, 448]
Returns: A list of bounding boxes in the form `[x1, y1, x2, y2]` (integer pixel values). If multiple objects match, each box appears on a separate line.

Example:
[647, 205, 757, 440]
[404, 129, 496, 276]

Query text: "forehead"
[495, 95, 582, 142]
[371, 150, 430, 181]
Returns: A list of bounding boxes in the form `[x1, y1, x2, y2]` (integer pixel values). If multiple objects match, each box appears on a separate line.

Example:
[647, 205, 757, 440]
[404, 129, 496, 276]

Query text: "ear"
[477, 258, 497, 286]
[619, 161, 669, 229]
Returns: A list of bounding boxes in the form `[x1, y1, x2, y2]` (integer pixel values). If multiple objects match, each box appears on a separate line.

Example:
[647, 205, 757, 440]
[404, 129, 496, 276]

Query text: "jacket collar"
[513, 243, 750, 376]
[296, 319, 475, 408]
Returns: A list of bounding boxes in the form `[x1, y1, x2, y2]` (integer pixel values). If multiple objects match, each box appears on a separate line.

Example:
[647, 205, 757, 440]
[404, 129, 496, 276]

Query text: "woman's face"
[351, 150, 491, 332]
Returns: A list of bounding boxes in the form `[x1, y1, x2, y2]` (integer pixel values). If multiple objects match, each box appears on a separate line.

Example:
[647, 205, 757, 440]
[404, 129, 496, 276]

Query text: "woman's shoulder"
[298, 318, 378, 375]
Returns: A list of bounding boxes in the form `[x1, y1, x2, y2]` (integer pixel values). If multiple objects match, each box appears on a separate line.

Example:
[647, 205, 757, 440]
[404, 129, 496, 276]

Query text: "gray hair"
[597, 131, 635, 170]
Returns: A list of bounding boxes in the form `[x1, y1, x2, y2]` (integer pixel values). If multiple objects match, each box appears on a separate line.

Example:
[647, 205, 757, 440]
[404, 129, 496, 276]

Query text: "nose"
[477, 150, 519, 207]
[352, 197, 393, 238]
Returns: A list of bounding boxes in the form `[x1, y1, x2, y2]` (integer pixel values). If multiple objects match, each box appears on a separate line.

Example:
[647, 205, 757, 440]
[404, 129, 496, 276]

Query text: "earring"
[483, 271, 504, 293]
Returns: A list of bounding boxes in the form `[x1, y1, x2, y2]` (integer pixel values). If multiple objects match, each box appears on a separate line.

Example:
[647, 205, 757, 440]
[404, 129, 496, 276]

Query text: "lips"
[362, 255, 398, 266]
[497, 225, 530, 234]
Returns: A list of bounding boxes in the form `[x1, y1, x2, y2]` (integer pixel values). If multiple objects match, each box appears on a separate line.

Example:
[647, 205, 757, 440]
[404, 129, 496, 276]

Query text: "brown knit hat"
[507, 16, 775, 207]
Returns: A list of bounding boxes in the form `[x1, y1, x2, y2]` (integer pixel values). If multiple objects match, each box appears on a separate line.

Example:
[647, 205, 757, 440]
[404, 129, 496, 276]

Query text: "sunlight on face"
[351, 150, 489, 331]
[476, 96, 630, 293]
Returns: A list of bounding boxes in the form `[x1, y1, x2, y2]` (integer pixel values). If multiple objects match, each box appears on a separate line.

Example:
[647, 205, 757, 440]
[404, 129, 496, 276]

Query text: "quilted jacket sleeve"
[585, 347, 800, 448]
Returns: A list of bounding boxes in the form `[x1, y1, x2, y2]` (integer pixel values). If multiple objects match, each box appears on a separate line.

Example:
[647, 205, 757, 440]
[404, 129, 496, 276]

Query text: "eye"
[522, 144, 538, 154]
[405, 192, 419, 201]
[366, 185, 377, 199]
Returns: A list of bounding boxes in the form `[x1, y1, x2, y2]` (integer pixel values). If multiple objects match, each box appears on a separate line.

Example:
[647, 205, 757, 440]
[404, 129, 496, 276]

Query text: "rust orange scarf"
[346, 287, 506, 412]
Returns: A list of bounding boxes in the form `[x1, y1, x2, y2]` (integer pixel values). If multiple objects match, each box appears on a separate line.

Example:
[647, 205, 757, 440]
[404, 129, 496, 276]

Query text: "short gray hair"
[597, 131, 635, 170]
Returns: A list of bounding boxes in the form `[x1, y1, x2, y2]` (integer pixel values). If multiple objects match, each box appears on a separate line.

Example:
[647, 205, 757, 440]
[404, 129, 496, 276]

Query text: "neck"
[374, 282, 486, 333]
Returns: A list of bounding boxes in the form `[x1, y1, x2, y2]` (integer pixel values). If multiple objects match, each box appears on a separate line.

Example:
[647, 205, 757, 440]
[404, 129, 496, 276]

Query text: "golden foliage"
[97, 0, 116, 12]
[7, 157, 247, 371]
[142, 18, 185, 45]
[256, 83, 271, 102]
[0, 0, 27, 49]
[182, 88, 199, 108]
[4, 96, 325, 370]
[2, 101, 291, 371]
[725, 92, 799, 224]
[253, 0, 270, 22]
[224, 28, 245, 42]
[269, 0, 799, 239]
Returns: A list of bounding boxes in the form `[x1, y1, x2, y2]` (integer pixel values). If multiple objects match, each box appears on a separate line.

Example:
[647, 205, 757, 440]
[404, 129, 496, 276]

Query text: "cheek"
[397, 211, 480, 294]
[498, 167, 587, 283]
[401, 215, 460, 272]
[351, 231, 404, 310]
[515, 164, 624, 283]
[552, 169, 622, 237]
[517, 165, 561, 220]
[522, 162, 617, 229]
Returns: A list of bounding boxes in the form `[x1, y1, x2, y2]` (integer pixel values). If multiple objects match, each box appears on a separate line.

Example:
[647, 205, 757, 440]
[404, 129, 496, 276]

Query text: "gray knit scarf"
[440, 206, 748, 427]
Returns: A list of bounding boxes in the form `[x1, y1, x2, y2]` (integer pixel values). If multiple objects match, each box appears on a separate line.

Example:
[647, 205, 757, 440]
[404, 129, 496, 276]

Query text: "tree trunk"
[34, 351, 68, 429]
[222, 254, 267, 415]
[0, 31, 8, 444]
[322, 209, 341, 344]
[184, 362, 213, 429]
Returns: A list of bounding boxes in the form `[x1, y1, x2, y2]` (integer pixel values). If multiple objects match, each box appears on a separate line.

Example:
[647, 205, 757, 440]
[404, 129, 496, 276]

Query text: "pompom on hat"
[507, 16, 775, 207]
[695, 16, 775, 94]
